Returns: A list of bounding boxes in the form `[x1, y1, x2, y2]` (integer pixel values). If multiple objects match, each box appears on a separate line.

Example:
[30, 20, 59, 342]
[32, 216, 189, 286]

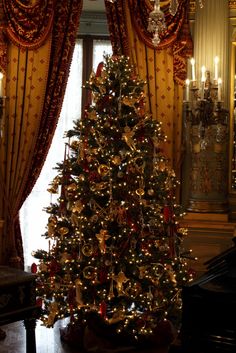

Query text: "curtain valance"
[129, 0, 187, 49]
[3, 0, 54, 48]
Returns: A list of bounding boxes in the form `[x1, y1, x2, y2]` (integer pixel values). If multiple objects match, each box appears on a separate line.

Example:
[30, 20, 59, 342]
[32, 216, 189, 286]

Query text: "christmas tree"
[33, 55, 193, 348]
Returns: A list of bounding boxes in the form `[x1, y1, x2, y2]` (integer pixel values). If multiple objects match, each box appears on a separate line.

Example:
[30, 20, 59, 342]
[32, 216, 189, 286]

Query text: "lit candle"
[0, 72, 3, 97]
[201, 66, 206, 82]
[190, 58, 196, 82]
[218, 77, 222, 101]
[185, 78, 190, 101]
[214, 56, 219, 81]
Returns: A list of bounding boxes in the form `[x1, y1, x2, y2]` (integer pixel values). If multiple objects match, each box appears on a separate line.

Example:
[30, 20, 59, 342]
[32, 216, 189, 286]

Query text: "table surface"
[0, 266, 36, 287]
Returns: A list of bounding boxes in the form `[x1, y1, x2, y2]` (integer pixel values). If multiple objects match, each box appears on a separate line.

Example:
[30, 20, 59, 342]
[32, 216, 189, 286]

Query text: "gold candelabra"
[182, 70, 229, 213]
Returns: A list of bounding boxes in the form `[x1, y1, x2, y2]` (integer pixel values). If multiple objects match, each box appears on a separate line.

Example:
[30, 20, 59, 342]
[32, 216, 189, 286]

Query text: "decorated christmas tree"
[33, 55, 193, 349]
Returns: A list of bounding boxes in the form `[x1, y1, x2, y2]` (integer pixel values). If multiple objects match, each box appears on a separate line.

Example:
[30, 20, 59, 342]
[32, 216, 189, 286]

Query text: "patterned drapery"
[0, 0, 83, 268]
[3, 0, 54, 48]
[105, 0, 192, 174]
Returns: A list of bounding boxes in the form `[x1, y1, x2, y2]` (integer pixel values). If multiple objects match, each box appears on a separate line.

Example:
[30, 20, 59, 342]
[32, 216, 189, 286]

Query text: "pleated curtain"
[0, 0, 83, 268]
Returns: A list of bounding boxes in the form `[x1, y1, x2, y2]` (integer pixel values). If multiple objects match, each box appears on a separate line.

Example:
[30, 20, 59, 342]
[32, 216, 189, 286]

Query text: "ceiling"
[83, 0, 105, 12]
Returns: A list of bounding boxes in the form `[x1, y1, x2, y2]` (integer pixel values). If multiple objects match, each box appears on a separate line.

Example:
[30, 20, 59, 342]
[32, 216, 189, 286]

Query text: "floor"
[0, 319, 181, 353]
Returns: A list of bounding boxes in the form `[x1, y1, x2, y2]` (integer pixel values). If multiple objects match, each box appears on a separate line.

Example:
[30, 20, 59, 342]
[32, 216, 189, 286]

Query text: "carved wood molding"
[229, 0, 236, 9]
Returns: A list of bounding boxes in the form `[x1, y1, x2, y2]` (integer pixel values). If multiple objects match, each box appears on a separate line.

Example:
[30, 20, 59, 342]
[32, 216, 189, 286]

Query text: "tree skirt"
[60, 316, 176, 353]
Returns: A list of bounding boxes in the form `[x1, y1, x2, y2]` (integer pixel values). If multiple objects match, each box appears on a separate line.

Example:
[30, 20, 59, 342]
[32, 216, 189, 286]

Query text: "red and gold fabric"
[0, 0, 83, 267]
[105, 0, 193, 173]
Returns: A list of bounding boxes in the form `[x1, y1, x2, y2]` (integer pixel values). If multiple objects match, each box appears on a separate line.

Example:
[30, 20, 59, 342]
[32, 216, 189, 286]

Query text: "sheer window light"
[20, 39, 112, 270]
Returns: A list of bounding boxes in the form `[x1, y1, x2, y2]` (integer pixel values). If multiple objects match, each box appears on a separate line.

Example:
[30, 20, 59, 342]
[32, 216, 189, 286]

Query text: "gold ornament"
[112, 271, 129, 296]
[78, 174, 85, 181]
[122, 126, 136, 151]
[117, 171, 124, 178]
[88, 110, 97, 120]
[148, 189, 154, 196]
[58, 227, 69, 236]
[136, 188, 145, 196]
[47, 302, 58, 326]
[90, 214, 99, 223]
[82, 243, 94, 257]
[66, 183, 77, 192]
[39, 262, 48, 272]
[60, 252, 70, 264]
[96, 229, 111, 253]
[122, 96, 137, 107]
[91, 182, 108, 191]
[112, 155, 121, 165]
[47, 185, 58, 194]
[108, 309, 125, 324]
[71, 200, 84, 213]
[75, 278, 83, 306]
[47, 216, 57, 237]
[98, 164, 109, 176]
[83, 266, 96, 279]
[70, 140, 80, 149]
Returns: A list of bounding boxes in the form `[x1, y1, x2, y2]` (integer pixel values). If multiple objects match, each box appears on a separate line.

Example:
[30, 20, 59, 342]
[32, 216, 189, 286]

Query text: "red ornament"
[163, 205, 172, 223]
[95, 62, 104, 77]
[31, 263, 37, 273]
[99, 268, 107, 284]
[188, 268, 197, 279]
[100, 300, 107, 319]
[36, 298, 42, 307]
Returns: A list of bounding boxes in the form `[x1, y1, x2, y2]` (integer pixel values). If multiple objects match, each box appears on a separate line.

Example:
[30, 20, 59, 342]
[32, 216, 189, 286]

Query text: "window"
[20, 39, 112, 270]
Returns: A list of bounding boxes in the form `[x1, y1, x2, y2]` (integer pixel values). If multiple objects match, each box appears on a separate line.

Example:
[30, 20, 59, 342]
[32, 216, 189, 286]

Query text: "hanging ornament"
[96, 229, 111, 254]
[98, 164, 110, 176]
[148, 189, 155, 196]
[112, 271, 129, 296]
[60, 252, 70, 264]
[147, 286, 154, 301]
[78, 174, 85, 181]
[47, 302, 59, 326]
[108, 309, 125, 324]
[117, 171, 124, 178]
[136, 188, 145, 196]
[91, 181, 109, 191]
[108, 277, 115, 299]
[112, 155, 121, 165]
[71, 200, 84, 213]
[125, 281, 141, 297]
[166, 264, 177, 285]
[38, 262, 48, 272]
[66, 183, 77, 195]
[82, 243, 94, 257]
[87, 110, 97, 120]
[31, 263, 37, 273]
[122, 96, 137, 107]
[58, 227, 69, 236]
[90, 214, 99, 223]
[70, 140, 80, 150]
[153, 263, 165, 279]
[83, 266, 96, 279]
[100, 300, 107, 319]
[139, 265, 149, 279]
[47, 216, 57, 237]
[70, 213, 79, 226]
[163, 205, 172, 223]
[122, 126, 136, 151]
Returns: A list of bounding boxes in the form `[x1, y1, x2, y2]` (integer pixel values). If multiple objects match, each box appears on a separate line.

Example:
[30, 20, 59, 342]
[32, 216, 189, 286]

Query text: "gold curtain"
[0, 0, 83, 268]
[105, 0, 192, 173]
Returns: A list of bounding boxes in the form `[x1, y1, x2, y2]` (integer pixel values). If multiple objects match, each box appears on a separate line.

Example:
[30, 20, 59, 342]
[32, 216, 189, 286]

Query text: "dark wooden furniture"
[0, 266, 40, 353]
[181, 239, 236, 353]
